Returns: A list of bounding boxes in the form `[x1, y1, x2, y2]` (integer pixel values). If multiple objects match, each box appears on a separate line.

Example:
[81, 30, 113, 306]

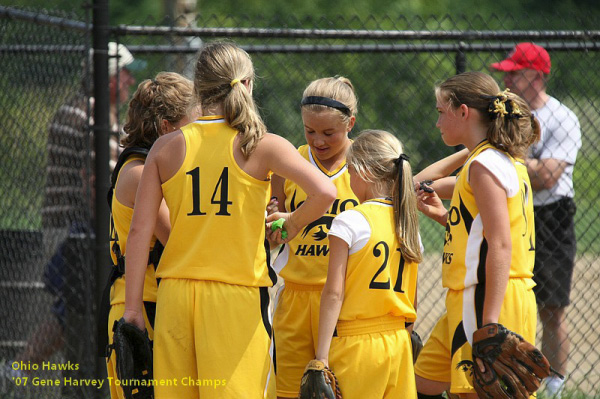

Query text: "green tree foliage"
[3, 2, 599, 254]
[127, 0, 599, 28]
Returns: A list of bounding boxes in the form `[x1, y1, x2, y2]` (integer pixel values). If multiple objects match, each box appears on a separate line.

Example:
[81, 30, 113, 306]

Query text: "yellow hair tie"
[230, 79, 241, 88]
[491, 98, 508, 117]
[497, 88, 511, 98]
[487, 88, 523, 120]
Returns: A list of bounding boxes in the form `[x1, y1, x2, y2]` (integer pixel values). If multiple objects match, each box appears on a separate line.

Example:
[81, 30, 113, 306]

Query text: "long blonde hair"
[122, 72, 193, 148]
[436, 71, 540, 158]
[347, 130, 422, 263]
[193, 41, 267, 157]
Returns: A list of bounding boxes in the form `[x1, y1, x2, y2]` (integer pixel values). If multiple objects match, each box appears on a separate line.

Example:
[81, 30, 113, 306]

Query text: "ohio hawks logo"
[301, 216, 334, 241]
[289, 189, 358, 242]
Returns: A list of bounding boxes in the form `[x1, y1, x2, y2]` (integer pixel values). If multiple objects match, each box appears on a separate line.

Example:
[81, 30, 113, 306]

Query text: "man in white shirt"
[491, 42, 581, 398]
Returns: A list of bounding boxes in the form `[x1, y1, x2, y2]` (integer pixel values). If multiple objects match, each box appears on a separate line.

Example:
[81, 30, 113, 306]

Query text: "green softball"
[271, 218, 288, 239]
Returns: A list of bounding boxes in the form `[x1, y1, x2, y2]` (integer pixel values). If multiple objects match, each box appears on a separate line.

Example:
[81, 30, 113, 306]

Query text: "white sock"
[546, 376, 565, 395]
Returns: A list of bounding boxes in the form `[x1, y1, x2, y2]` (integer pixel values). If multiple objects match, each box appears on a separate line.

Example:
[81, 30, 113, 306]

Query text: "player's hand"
[266, 196, 279, 216]
[265, 197, 281, 249]
[416, 185, 447, 225]
[416, 180, 435, 193]
[266, 212, 300, 244]
[122, 308, 146, 331]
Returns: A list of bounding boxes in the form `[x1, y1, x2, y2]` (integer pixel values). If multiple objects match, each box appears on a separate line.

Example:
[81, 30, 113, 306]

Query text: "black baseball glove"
[411, 330, 424, 364]
[459, 323, 562, 399]
[109, 318, 154, 399]
[299, 359, 342, 399]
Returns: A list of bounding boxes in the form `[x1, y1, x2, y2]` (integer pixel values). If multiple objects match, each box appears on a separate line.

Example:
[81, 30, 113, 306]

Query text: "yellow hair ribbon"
[497, 88, 510, 96]
[491, 98, 508, 117]
[230, 79, 241, 88]
[496, 88, 523, 118]
[510, 101, 522, 116]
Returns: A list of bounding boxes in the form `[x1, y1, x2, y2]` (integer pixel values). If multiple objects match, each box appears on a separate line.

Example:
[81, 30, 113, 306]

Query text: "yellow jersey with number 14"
[442, 140, 535, 291]
[157, 116, 273, 287]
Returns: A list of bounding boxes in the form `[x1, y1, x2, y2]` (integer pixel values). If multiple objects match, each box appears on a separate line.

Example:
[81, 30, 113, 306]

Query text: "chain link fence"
[0, 4, 100, 399]
[1, 5, 599, 398]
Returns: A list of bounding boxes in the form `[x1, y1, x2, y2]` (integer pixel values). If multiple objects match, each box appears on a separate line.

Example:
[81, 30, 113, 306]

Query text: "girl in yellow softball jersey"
[314, 130, 422, 399]
[269, 77, 359, 398]
[122, 42, 336, 399]
[106, 72, 195, 399]
[414, 72, 540, 398]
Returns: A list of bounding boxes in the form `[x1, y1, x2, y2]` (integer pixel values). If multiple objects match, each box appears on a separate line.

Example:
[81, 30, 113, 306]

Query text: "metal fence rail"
[1, 6, 599, 398]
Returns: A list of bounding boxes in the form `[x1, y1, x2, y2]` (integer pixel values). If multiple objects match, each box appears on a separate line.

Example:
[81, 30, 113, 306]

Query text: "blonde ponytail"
[391, 155, 422, 264]
[347, 130, 422, 264]
[194, 41, 267, 157]
[224, 79, 267, 157]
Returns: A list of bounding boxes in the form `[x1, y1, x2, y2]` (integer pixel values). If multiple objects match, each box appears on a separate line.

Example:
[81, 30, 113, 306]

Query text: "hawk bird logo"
[301, 216, 334, 241]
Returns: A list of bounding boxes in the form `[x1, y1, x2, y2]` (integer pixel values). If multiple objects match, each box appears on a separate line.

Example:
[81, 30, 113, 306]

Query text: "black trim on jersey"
[272, 331, 277, 374]
[259, 287, 272, 337]
[107, 146, 151, 207]
[475, 238, 488, 329]
[450, 321, 468, 357]
[308, 148, 348, 179]
[289, 190, 298, 212]
[468, 140, 490, 161]
[449, 241, 488, 359]
[458, 195, 474, 234]
[143, 301, 157, 330]
[264, 239, 278, 286]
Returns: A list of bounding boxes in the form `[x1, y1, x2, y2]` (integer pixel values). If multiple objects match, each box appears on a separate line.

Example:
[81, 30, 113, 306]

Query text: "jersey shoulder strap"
[106, 146, 150, 207]
[106, 145, 163, 282]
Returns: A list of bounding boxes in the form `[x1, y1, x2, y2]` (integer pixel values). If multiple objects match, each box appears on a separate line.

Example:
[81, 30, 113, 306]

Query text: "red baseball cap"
[490, 42, 551, 74]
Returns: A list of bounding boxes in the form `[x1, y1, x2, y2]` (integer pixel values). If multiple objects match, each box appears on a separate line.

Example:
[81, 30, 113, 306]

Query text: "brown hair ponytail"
[436, 71, 539, 158]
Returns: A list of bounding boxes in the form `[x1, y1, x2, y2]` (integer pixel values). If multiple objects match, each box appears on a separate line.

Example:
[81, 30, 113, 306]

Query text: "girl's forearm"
[124, 227, 152, 314]
[415, 148, 468, 182]
[315, 288, 344, 363]
[482, 246, 511, 325]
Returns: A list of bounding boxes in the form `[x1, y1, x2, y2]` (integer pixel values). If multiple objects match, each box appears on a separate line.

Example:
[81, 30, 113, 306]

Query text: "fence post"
[453, 41, 467, 152]
[92, 0, 111, 396]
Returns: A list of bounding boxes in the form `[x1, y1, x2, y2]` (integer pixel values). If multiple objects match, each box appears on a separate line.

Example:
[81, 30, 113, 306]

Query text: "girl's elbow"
[128, 223, 151, 248]
[322, 183, 337, 204]
[493, 242, 512, 260]
[128, 224, 143, 241]
[321, 287, 344, 303]
[494, 240, 511, 253]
